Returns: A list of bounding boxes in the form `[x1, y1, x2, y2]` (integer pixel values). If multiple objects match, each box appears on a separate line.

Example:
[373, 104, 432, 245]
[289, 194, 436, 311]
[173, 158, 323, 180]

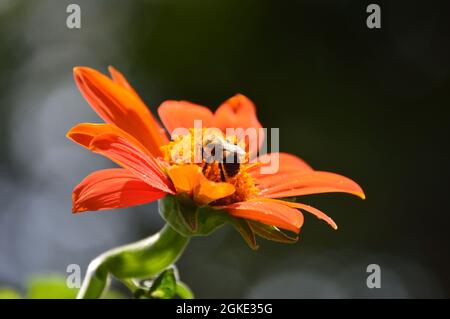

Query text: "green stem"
[77, 223, 189, 299]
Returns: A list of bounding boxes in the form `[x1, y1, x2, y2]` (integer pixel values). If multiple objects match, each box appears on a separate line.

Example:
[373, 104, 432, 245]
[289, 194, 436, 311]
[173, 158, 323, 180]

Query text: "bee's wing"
[223, 143, 246, 156]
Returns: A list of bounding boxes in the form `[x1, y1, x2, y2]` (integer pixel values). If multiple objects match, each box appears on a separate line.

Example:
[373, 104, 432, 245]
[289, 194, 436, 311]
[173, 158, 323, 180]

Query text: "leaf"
[0, 288, 21, 299]
[230, 218, 258, 250]
[175, 281, 194, 299]
[159, 195, 228, 237]
[27, 275, 78, 299]
[148, 268, 177, 299]
[132, 270, 192, 299]
[24, 274, 125, 299]
[249, 221, 299, 244]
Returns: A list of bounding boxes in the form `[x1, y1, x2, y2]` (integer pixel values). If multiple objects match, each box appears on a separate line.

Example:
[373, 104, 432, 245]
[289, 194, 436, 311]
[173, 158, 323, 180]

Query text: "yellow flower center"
[161, 128, 259, 205]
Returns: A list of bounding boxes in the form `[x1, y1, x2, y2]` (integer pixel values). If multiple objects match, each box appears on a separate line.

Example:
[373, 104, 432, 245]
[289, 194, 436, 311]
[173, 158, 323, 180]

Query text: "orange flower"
[68, 66, 365, 240]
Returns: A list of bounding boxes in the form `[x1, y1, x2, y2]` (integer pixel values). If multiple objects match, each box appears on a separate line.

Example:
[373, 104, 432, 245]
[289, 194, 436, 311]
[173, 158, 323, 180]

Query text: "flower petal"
[157, 100, 214, 136]
[225, 200, 304, 233]
[89, 132, 175, 194]
[288, 202, 337, 230]
[213, 94, 264, 154]
[248, 152, 313, 177]
[252, 198, 337, 230]
[193, 175, 235, 205]
[67, 123, 148, 155]
[166, 164, 235, 205]
[108, 66, 140, 98]
[73, 66, 168, 156]
[166, 164, 201, 194]
[72, 168, 166, 213]
[213, 94, 262, 131]
[258, 171, 365, 199]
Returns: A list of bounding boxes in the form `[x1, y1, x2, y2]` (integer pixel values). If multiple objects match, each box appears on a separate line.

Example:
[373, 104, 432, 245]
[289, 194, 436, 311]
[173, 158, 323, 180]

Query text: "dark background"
[0, 0, 449, 298]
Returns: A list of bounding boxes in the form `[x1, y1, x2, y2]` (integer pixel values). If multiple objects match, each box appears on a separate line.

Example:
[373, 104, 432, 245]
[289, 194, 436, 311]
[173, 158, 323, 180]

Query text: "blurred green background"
[0, 0, 449, 298]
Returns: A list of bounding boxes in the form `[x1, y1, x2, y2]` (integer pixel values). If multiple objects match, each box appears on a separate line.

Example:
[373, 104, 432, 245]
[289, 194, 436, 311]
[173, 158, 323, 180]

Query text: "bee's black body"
[201, 138, 243, 181]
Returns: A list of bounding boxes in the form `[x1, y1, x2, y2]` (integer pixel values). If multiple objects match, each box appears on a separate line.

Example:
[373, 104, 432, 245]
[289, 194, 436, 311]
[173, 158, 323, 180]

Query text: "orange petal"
[89, 132, 175, 194]
[166, 164, 202, 194]
[157, 100, 214, 136]
[253, 198, 337, 230]
[249, 152, 313, 177]
[108, 66, 140, 99]
[166, 164, 235, 205]
[73, 66, 168, 157]
[72, 168, 166, 213]
[258, 171, 365, 199]
[213, 94, 264, 154]
[225, 200, 304, 233]
[193, 175, 235, 205]
[261, 187, 364, 199]
[67, 123, 148, 155]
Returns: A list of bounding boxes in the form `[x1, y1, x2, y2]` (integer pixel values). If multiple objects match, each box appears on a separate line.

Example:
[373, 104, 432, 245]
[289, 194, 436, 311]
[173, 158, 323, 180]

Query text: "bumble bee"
[201, 135, 246, 181]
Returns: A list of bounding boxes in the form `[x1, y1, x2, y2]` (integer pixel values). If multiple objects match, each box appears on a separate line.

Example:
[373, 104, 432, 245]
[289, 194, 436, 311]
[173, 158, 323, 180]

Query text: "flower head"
[68, 66, 365, 249]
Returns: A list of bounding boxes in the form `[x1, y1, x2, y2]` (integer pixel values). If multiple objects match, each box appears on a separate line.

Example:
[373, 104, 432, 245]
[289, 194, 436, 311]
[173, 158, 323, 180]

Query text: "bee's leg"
[219, 163, 227, 182]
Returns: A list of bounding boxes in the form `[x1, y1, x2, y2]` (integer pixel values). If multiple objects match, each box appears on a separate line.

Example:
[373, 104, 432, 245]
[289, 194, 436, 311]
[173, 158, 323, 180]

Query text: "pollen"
[160, 129, 200, 165]
[215, 169, 259, 205]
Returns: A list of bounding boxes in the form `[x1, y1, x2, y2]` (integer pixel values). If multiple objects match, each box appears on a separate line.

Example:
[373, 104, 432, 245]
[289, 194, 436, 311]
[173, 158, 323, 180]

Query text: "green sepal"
[159, 194, 299, 247]
[230, 217, 259, 250]
[159, 194, 228, 237]
[249, 221, 299, 244]
[176, 193, 199, 232]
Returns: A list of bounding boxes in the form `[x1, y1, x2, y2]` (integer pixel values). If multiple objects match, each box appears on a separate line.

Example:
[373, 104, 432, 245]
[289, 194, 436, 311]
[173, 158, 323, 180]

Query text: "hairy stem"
[77, 224, 189, 299]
